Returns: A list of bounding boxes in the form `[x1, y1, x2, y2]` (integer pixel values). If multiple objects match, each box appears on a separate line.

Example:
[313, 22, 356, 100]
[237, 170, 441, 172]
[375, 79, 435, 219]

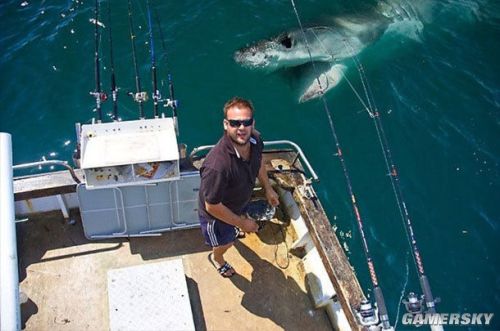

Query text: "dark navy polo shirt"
[198, 132, 263, 221]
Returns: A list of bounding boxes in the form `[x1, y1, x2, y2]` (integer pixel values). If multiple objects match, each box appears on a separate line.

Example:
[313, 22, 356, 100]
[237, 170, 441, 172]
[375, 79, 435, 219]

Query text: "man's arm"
[205, 202, 259, 232]
[258, 158, 279, 207]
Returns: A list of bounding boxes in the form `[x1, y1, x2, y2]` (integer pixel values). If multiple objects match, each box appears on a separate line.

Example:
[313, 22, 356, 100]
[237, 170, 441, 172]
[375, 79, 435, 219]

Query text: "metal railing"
[13, 160, 81, 184]
[0, 132, 21, 331]
[189, 139, 319, 182]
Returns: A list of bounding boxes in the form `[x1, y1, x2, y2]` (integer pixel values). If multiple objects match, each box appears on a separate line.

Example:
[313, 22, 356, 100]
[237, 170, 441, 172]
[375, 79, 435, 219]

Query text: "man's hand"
[239, 216, 259, 233]
[265, 187, 280, 207]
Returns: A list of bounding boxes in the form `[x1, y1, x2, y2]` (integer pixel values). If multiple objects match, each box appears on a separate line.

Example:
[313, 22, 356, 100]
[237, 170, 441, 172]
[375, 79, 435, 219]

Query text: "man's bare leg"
[213, 242, 235, 276]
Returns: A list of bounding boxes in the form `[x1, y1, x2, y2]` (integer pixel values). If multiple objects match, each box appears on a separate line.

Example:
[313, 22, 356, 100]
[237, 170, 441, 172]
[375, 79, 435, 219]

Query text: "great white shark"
[234, 1, 428, 102]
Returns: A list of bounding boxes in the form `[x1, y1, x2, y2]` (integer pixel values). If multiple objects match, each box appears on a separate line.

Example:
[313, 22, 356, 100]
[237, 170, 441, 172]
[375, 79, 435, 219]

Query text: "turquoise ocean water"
[1, 1, 498, 329]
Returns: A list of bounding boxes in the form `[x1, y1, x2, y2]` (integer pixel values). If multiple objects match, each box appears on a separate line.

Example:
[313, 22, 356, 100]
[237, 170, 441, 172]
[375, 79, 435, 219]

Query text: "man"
[198, 97, 279, 278]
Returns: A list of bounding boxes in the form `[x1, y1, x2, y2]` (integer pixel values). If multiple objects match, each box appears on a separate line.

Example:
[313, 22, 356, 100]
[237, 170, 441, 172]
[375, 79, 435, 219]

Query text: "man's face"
[224, 106, 254, 146]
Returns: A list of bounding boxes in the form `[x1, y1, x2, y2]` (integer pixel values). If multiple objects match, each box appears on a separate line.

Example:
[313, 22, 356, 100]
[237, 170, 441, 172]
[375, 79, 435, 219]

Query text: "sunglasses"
[226, 118, 253, 128]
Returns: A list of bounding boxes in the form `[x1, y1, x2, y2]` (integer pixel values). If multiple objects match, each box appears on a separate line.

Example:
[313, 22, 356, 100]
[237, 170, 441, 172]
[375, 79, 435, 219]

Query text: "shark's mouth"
[233, 40, 283, 69]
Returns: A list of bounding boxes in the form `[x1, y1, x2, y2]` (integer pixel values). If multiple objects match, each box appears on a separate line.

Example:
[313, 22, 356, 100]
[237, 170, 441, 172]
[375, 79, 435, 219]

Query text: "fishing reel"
[356, 300, 380, 329]
[403, 291, 441, 315]
[151, 89, 162, 103]
[403, 292, 424, 314]
[90, 91, 108, 102]
[110, 88, 119, 102]
[128, 91, 149, 103]
[163, 98, 178, 109]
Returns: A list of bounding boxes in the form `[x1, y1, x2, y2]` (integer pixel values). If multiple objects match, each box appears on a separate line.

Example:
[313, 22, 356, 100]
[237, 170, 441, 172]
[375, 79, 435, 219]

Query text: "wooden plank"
[272, 170, 365, 331]
[13, 169, 83, 201]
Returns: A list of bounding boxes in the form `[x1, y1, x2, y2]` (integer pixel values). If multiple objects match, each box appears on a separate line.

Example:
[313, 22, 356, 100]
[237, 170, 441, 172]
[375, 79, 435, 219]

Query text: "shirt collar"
[222, 133, 257, 158]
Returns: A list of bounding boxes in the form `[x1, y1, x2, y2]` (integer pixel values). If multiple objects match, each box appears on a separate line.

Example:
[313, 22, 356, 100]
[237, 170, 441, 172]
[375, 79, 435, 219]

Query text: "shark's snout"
[233, 44, 273, 69]
[234, 47, 257, 63]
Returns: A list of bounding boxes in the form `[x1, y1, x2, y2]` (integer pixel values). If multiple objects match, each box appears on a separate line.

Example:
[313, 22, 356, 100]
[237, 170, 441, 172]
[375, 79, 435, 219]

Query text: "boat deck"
[17, 209, 332, 331]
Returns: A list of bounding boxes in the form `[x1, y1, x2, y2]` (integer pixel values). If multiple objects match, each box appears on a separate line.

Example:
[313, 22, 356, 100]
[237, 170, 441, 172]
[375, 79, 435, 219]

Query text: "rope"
[271, 221, 290, 269]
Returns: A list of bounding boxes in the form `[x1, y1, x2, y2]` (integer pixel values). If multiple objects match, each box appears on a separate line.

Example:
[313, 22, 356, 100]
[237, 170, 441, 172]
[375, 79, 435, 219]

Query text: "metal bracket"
[297, 180, 316, 200]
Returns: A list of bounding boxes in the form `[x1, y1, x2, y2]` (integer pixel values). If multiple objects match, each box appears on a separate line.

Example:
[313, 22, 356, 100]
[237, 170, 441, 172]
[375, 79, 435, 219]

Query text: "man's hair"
[223, 97, 254, 118]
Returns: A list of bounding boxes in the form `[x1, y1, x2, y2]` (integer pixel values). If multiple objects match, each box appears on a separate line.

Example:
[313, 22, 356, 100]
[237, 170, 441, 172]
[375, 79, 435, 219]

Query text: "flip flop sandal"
[208, 253, 235, 278]
[218, 262, 235, 278]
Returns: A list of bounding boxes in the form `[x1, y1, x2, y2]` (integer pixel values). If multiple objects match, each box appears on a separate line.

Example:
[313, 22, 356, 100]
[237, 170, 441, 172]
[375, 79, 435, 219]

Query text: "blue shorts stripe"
[199, 216, 238, 247]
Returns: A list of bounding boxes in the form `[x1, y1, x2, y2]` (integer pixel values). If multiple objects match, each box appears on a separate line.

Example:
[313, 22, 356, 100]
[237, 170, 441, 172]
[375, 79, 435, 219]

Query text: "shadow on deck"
[17, 210, 331, 331]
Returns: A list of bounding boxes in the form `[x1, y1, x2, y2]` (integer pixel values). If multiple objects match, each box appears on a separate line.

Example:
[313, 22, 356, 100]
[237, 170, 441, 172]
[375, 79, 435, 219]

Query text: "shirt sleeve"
[201, 167, 227, 205]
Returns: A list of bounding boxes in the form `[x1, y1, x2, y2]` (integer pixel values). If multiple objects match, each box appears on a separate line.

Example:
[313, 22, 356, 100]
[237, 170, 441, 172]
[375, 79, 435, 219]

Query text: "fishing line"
[127, 0, 147, 119]
[153, 9, 170, 75]
[106, 0, 118, 120]
[344, 34, 439, 315]
[146, 0, 160, 117]
[90, 0, 106, 123]
[341, 40, 377, 117]
[308, 28, 372, 113]
[117, 102, 140, 118]
[133, 0, 178, 121]
[153, 6, 179, 132]
[342, 73, 373, 115]
[394, 251, 410, 330]
[289, 0, 393, 329]
[349, 46, 425, 270]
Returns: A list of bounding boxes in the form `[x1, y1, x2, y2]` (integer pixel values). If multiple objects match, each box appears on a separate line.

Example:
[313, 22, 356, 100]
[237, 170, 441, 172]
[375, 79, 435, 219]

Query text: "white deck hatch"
[80, 118, 180, 188]
[107, 259, 195, 331]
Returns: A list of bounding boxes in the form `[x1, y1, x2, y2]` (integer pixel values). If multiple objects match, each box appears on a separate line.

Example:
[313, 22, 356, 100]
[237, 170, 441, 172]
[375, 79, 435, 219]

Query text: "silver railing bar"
[0, 132, 21, 331]
[189, 140, 319, 182]
[13, 160, 81, 184]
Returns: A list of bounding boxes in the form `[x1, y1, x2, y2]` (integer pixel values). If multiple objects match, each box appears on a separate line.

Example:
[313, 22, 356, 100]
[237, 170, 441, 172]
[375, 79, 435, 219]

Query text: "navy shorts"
[199, 216, 238, 247]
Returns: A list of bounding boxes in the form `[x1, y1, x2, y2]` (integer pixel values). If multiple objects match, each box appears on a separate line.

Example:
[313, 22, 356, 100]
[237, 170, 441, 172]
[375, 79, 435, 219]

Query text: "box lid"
[80, 118, 179, 169]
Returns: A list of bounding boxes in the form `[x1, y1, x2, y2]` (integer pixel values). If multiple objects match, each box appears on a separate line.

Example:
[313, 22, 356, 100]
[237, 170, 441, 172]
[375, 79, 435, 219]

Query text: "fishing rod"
[370, 97, 440, 318]
[146, 0, 160, 118]
[370, 95, 441, 330]
[372, 102, 440, 320]
[107, 0, 118, 120]
[289, 1, 393, 330]
[343, 39, 441, 326]
[90, 0, 106, 123]
[127, 0, 147, 119]
[167, 74, 178, 134]
[154, 8, 179, 134]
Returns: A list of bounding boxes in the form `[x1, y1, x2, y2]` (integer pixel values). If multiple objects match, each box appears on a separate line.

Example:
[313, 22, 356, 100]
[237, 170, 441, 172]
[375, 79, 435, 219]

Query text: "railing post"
[0, 132, 21, 331]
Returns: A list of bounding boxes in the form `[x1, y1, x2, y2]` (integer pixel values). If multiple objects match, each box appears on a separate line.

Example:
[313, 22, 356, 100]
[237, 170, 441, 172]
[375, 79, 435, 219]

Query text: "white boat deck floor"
[17, 210, 332, 331]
